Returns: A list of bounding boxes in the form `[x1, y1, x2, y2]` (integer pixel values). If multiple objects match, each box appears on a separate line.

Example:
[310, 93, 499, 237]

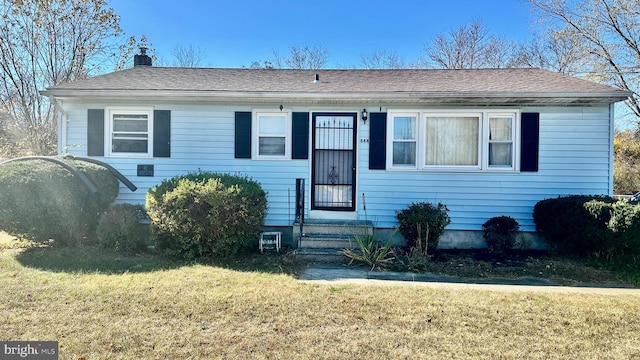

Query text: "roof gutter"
[41, 89, 632, 105]
[47, 95, 65, 115]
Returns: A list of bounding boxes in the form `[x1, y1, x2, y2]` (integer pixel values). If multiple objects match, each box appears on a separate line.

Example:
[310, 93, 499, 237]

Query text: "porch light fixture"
[362, 109, 368, 123]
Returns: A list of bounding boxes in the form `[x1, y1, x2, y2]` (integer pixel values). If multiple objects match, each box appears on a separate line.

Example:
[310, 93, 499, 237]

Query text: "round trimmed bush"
[146, 171, 267, 259]
[0, 159, 119, 245]
[533, 195, 616, 255]
[396, 201, 450, 255]
[482, 216, 520, 253]
[97, 203, 149, 253]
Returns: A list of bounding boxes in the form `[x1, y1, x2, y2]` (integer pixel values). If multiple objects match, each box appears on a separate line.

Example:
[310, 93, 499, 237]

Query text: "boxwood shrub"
[0, 159, 119, 245]
[606, 200, 640, 259]
[146, 171, 267, 259]
[482, 216, 520, 253]
[533, 195, 640, 259]
[396, 201, 450, 255]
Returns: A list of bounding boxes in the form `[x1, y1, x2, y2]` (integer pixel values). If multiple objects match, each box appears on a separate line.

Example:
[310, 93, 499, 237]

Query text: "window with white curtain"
[392, 114, 417, 166]
[488, 115, 514, 168]
[425, 115, 480, 167]
[387, 110, 518, 171]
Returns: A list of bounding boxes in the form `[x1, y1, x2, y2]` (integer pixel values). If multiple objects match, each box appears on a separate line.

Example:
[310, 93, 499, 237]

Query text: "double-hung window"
[486, 114, 515, 168]
[253, 111, 291, 159]
[387, 110, 518, 171]
[107, 108, 153, 157]
[391, 113, 418, 167]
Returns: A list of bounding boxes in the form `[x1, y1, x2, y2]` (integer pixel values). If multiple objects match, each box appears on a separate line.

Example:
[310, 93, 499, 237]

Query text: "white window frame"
[386, 110, 520, 172]
[106, 107, 153, 158]
[422, 112, 483, 171]
[387, 112, 419, 169]
[252, 110, 291, 160]
[484, 112, 517, 170]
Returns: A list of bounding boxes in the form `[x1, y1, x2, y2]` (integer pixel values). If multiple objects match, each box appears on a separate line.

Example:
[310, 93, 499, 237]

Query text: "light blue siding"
[62, 102, 308, 226]
[61, 102, 613, 232]
[357, 106, 613, 231]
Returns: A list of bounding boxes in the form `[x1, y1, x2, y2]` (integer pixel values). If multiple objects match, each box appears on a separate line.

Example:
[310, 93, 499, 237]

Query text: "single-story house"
[41, 54, 630, 250]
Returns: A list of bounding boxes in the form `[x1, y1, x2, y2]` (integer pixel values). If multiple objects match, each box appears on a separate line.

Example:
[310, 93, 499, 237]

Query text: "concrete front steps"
[293, 219, 373, 262]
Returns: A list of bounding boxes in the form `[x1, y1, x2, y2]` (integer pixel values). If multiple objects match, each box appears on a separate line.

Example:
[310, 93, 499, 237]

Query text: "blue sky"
[110, 0, 538, 68]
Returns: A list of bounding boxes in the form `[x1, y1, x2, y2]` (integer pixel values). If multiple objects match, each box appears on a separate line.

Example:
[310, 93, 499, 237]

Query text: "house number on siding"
[360, 138, 369, 143]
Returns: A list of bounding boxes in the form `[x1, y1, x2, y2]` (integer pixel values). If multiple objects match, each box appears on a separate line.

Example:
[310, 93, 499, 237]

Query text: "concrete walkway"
[299, 264, 640, 295]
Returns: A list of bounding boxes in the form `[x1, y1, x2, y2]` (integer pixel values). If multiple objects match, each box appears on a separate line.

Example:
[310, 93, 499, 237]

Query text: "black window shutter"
[153, 110, 171, 157]
[369, 112, 387, 170]
[235, 111, 252, 159]
[292, 112, 309, 159]
[87, 109, 104, 156]
[520, 112, 540, 172]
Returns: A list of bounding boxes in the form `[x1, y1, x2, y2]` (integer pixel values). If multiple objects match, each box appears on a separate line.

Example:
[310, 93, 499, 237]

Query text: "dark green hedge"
[533, 195, 640, 259]
[0, 159, 119, 245]
[146, 171, 267, 259]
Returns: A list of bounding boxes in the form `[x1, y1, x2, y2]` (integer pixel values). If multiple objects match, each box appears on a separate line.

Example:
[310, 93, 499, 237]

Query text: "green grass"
[2, 235, 640, 359]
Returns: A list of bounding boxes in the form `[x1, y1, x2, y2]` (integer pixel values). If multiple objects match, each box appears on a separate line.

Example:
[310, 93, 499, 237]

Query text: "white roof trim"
[41, 89, 630, 105]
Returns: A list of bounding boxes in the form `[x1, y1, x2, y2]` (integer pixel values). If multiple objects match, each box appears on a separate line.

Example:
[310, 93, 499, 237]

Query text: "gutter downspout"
[48, 95, 66, 155]
[609, 103, 615, 196]
[48, 95, 65, 115]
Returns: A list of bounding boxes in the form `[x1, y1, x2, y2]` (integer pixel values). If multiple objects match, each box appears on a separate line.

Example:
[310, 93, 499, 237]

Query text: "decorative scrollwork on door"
[312, 114, 356, 210]
[327, 165, 338, 184]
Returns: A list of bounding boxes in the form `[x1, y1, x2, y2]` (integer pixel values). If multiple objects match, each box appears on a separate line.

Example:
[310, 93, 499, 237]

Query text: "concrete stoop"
[293, 219, 372, 263]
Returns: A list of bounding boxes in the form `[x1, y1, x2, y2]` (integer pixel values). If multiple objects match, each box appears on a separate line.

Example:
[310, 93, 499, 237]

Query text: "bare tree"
[0, 0, 121, 155]
[0, 104, 11, 156]
[360, 50, 406, 69]
[510, 29, 586, 75]
[424, 20, 515, 69]
[529, 0, 640, 122]
[248, 60, 274, 69]
[272, 43, 329, 69]
[115, 35, 157, 71]
[483, 37, 518, 69]
[171, 44, 206, 67]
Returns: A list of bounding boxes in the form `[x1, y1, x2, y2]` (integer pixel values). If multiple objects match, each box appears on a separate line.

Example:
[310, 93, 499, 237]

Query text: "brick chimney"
[134, 47, 152, 67]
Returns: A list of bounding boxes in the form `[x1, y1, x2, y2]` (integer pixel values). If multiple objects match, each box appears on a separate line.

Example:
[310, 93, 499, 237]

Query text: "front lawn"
[2, 238, 640, 359]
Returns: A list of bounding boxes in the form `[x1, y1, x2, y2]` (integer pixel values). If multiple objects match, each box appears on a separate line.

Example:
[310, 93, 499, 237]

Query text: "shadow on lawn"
[15, 245, 184, 274]
[207, 249, 304, 276]
[15, 245, 303, 276]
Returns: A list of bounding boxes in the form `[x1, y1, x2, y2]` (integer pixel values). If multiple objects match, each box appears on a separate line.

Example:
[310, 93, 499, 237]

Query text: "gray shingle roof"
[42, 66, 630, 105]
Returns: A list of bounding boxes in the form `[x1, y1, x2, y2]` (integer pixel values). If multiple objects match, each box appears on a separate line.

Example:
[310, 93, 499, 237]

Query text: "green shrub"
[533, 195, 640, 259]
[146, 171, 267, 259]
[606, 200, 640, 259]
[343, 227, 396, 271]
[97, 203, 149, 253]
[533, 195, 616, 255]
[396, 202, 450, 255]
[0, 159, 119, 245]
[482, 216, 520, 253]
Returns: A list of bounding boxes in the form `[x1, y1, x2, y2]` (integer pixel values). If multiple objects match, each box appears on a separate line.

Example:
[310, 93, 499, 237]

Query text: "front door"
[311, 113, 357, 211]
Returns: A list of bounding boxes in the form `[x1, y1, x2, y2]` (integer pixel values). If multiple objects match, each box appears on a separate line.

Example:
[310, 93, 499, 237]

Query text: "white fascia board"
[41, 89, 631, 105]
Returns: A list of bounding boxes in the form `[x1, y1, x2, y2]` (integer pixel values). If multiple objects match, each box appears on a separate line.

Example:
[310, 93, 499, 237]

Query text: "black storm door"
[311, 113, 357, 211]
